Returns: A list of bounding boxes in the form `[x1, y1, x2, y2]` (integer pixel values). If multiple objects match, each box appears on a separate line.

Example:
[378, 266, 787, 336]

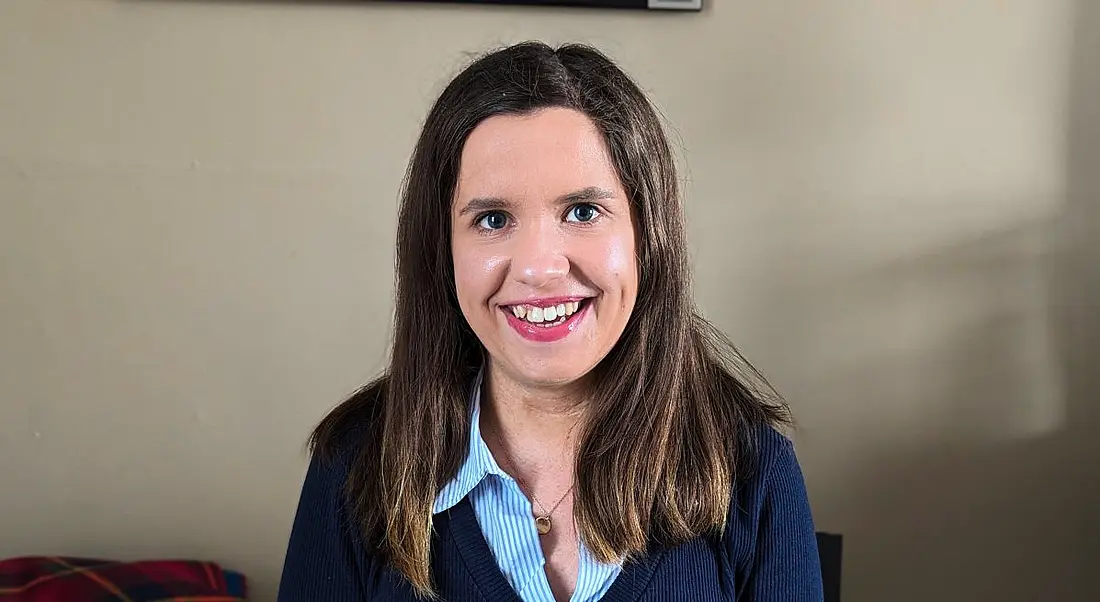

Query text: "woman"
[278, 41, 823, 602]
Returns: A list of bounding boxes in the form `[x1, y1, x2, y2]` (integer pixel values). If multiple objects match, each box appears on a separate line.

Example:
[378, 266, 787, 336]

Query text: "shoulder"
[293, 378, 387, 542]
[724, 423, 807, 542]
[296, 380, 385, 518]
[278, 382, 395, 601]
[310, 377, 387, 470]
[729, 423, 806, 519]
[740, 423, 799, 486]
[724, 424, 820, 586]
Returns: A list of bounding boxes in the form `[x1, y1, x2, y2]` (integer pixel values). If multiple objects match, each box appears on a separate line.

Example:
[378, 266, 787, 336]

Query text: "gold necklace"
[489, 432, 574, 535]
[517, 476, 574, 535]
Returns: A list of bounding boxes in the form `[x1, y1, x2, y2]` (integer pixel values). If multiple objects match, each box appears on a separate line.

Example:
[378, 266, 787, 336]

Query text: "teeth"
[509, 300, 585, 325]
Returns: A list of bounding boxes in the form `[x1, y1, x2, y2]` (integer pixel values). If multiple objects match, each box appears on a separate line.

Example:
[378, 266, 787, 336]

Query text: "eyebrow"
[558, 186, 616, 206]
[457, 186, 617, 217]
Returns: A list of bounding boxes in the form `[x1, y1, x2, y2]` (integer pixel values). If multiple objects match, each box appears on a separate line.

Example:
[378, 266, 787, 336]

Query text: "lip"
[498, 295, 589, 308]
[501, 298, 592, 343]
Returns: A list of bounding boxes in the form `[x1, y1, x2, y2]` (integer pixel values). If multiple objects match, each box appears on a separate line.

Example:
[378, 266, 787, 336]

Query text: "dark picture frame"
[381, 0, 701, 10]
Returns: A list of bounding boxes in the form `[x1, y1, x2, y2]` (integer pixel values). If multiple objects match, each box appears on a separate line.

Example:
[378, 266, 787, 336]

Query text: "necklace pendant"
[534, 515, 552, 535]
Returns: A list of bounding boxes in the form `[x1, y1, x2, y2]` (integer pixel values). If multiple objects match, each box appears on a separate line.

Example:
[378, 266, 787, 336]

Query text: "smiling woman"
[277, 41, 824, 602]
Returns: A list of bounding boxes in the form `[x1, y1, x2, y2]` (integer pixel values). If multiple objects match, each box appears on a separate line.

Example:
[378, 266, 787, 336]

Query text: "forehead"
[454, 108, 622, 204]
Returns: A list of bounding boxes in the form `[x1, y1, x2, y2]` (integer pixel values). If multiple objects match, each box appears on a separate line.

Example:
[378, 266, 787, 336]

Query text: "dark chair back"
[815, 532, 843, 602]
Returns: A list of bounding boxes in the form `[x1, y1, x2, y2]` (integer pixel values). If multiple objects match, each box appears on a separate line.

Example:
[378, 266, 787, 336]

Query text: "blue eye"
[477, 212, 509, 230]
[566, 203, 600, 223]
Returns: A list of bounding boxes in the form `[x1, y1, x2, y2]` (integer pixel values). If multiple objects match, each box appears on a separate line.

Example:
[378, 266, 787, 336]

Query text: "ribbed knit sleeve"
[739, 436, 824, 601]
[277, 451, 372, 602]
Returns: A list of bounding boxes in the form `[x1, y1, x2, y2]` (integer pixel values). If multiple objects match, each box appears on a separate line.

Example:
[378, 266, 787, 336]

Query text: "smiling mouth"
[504, 298, 592, 327]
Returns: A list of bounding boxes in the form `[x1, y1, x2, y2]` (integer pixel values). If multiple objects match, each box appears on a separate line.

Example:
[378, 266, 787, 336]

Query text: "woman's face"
[451, 107, 638, 390]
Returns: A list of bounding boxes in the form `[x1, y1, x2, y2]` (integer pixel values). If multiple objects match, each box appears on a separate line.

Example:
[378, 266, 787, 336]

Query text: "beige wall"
[1, 1, 1097, 600]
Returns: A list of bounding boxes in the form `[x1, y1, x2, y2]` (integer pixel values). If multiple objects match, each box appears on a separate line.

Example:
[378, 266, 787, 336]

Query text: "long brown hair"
[311, 41, 790, 598]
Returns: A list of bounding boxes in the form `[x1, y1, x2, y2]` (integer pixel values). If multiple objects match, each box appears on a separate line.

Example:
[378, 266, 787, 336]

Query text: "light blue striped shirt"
[432, 371, 622, 602]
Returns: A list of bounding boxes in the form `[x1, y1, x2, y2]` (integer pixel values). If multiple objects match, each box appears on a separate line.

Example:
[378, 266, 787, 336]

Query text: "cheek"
[604, 229, 639, 304]
[452, 245, 508, 314]
[605, 238, 635, 281]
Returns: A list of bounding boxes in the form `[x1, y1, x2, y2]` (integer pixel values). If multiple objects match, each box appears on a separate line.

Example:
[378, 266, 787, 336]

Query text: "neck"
[478, 362, 587, 483]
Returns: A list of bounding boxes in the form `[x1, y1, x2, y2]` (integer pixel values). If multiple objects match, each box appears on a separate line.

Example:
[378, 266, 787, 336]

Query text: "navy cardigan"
[277, 425, 823, 601]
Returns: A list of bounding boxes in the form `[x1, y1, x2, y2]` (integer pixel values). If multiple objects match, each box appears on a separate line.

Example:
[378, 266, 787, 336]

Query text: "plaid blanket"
[0, 556, 248, 601]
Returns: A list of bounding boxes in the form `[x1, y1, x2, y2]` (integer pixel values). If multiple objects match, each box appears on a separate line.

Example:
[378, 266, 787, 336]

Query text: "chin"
[510, 356, 597, 388]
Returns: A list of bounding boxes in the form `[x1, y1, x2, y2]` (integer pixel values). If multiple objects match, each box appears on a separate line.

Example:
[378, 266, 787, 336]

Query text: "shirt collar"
[433, 366, 511, 514]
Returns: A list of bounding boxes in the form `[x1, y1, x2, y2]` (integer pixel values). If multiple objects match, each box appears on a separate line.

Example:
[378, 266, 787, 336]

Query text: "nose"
[511, 220, 568, 288]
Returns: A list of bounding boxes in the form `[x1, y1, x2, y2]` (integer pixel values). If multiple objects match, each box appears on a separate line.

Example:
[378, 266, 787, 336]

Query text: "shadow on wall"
[714, 2, 1100, 602]
[802, 3, 1100, 601]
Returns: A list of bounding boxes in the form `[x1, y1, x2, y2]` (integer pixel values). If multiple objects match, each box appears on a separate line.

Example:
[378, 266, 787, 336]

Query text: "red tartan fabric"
[0, 556, 248, 601]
